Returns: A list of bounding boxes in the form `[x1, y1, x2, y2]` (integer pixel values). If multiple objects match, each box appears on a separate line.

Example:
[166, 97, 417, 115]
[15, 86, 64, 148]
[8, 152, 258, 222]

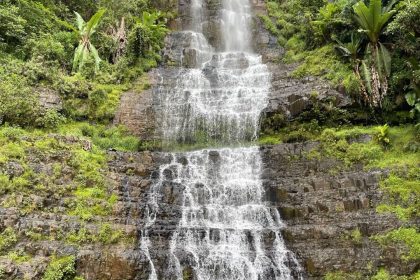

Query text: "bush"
[35, 109, 66, 129]
[0, 72, 41, 127]
[25, 33, 66, 63]
[0, 1, 27, 49]
[0, 227, 17, 252]
[375, 227, 420, 262]
[98, 223, 123, 244]
[42, 255, 76, 280]
[374, 124, 391, 147]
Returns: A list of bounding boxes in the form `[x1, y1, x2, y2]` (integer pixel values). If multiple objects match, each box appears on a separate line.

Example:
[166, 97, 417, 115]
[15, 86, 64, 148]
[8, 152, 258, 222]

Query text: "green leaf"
[362, 60, 372, 94]
[405, 92, 417, 106]
[74, 12, 85, 32]
[89, 43, 101, 71]
[72, 44, 83, 72]
[353, 0, 395, 44]
[378, 42, 391, 76]
[86, 8, 106, 36]
[78, 46, 89, 72]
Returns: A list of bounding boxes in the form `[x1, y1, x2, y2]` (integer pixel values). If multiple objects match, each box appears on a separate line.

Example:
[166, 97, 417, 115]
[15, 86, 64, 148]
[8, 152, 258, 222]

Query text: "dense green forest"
[1, 0, 174, 131]
[0, 0, 418, 279]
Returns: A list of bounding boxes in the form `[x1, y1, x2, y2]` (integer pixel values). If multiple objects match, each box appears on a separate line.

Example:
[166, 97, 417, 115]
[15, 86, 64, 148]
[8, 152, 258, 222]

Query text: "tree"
[353, 0, 397, 108]
[73, 9, 106, 72]
[128, 11, 168, 60]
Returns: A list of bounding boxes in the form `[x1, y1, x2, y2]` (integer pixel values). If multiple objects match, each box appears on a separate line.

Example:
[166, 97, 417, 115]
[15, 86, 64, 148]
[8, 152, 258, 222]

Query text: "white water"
[142, 0, 302, 279]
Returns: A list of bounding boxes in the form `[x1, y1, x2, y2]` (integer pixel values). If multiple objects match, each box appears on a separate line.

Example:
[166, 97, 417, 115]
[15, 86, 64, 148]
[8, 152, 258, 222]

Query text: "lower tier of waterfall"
[141, 147, 302, 280]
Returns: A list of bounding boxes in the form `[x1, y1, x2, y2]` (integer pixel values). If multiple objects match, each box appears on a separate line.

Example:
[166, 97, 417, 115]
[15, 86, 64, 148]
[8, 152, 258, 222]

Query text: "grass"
[58, 122, 140, 152]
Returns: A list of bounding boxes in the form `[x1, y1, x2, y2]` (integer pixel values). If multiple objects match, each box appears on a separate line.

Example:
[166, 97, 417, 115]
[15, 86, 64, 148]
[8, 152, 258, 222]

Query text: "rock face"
[251, 8, 351, 120]
[37, 87, 63, 111]
[1, 142, 413, 279]
[0, 140, 160, 280]
[260, 143, 417, 278]
[114, 75, 158, 140]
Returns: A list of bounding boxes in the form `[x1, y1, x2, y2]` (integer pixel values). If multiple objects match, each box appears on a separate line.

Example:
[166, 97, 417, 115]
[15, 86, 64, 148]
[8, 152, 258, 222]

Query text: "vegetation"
[41, 256, 77, 280]
[72, 9, 106, 72]
[0, 0, 172, 128]
[262, 0, 420, 115]
[0, 0, 172, 276]
[0, 228, 17, 252]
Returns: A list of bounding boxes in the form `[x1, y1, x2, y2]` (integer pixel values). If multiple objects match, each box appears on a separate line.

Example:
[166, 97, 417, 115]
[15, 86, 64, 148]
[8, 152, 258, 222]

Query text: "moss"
[258, 135, 282, 145]
[374, 228, 420, 262]
[7, 250, 32, 264]
[0, 142, 25, 159]
[349, 228, 362, 244]
[25, 230, 46, 241]
[66, 227, 93, 245]
[376, 168, 419, 221]
[58, 122, 140, 152]
[66, 224, 125, 245]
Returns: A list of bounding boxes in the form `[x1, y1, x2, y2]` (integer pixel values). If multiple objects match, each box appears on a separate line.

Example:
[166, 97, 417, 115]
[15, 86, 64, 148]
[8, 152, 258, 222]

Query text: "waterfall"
[142, 0, 302, 279]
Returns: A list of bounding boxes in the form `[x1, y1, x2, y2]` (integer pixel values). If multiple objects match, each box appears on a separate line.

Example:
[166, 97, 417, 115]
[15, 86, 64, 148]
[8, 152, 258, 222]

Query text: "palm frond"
[378, 42, 391, 76]
[362, 60, 373, 95]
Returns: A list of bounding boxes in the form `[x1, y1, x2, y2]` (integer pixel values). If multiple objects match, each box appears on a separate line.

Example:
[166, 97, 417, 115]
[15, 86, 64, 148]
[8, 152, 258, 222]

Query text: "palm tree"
[353, 0, 396, 107]
[73, 9, 106, 72]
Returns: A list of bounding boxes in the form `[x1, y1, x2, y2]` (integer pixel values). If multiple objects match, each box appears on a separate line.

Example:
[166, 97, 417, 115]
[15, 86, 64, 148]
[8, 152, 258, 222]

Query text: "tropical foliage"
[263, 0, 420, 116]
[73, 9, 106, 72]
[353, 0, 396, 108]
[0, 0, 171, 128]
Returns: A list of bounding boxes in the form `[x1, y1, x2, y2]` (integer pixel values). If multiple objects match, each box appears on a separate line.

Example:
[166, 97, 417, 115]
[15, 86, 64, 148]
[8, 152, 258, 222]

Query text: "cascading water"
[141, 0, 302, 279]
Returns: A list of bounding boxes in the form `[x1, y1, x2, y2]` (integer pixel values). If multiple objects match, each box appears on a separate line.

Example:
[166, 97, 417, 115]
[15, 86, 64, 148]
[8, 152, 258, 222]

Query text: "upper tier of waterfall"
[155, 0, 270, 146]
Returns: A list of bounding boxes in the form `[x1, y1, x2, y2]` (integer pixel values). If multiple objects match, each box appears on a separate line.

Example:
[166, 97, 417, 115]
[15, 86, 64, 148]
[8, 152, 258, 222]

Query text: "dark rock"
[260, 143, 416, 278]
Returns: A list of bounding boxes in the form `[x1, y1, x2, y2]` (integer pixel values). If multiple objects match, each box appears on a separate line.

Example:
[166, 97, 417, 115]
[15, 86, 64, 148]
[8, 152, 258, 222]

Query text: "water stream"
[141, 0, 302, 279]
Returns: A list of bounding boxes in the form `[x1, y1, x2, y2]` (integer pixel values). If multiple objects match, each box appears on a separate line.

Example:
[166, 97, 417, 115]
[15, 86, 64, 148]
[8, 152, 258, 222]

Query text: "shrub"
[25, 33, 65, 63]
[42, 255, 76, 280]
[374, 124, 391, 147]
[35, 109, 66, 129]
[0, 72, 41, 127]
[0, 227, 17, 252]
[374, 228, 420, 261]
[0, 1, 27, 49]
[98, 223, 123, 244]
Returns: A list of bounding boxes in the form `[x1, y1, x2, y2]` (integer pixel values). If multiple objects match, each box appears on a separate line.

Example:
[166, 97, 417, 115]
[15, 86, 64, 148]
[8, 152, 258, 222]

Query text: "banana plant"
[353, 0, 397, 108]
[73, 9, 106, 72]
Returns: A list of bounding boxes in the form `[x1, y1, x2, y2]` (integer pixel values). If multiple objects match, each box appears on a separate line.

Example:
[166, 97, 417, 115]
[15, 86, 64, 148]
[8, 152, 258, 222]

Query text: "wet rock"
[261, 143, 415, 277]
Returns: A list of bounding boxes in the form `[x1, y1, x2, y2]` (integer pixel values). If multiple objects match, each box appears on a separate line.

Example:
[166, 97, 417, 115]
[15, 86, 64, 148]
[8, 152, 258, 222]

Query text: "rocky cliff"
[260, 143, 417, 278]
